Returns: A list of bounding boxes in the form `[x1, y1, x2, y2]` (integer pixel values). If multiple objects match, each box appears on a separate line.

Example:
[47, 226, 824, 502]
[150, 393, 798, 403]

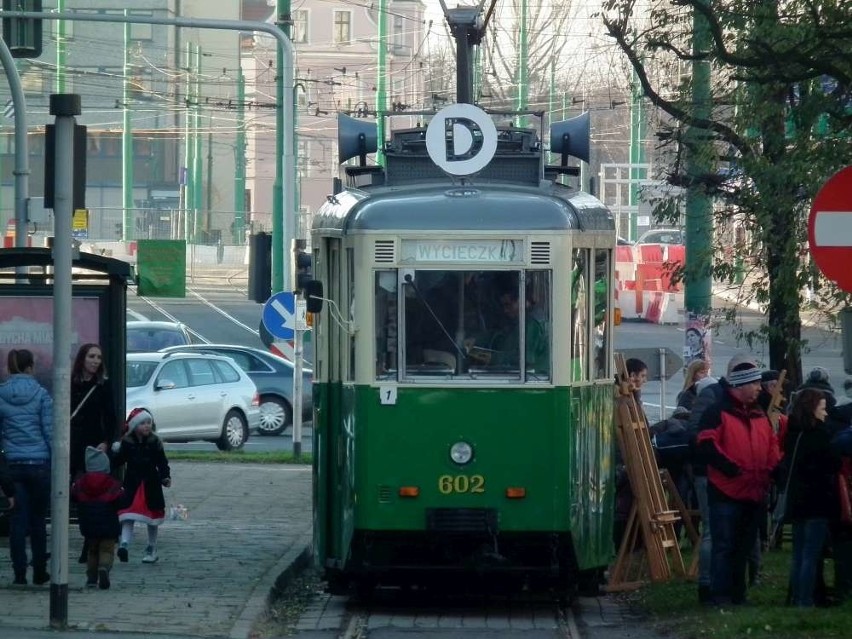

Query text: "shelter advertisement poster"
[0, 297, 100, 393]
[137, 240, 186, 297]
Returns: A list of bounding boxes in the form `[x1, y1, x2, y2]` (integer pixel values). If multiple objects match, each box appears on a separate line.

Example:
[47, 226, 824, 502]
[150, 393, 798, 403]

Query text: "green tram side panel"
[313, 380, 357, 568]
[317, 383, 615, 571]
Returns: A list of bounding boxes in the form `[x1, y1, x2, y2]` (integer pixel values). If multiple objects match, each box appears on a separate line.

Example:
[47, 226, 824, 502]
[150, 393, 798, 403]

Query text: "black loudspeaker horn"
[338, 113, 378, 165]
[550, 112, 590, 164]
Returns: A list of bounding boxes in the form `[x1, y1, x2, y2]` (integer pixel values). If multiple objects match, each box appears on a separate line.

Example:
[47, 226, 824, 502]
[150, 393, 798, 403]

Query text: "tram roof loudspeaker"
[338, 113, 378, 166]
[550, 112, 590, 165]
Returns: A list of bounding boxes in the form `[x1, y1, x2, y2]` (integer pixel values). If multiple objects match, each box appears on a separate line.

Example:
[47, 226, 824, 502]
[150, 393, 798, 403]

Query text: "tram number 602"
[438, 474, 485, 495]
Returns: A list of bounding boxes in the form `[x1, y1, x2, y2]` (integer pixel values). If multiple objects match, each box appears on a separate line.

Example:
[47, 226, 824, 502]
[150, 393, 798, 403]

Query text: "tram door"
[321, 239, 355, 564]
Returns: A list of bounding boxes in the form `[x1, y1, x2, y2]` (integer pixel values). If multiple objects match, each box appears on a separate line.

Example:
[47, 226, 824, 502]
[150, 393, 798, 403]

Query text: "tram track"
[303, 588, 583, 638]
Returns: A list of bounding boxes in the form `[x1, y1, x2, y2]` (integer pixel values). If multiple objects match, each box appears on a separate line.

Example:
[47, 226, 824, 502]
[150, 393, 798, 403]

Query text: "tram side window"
[571, 249, 590, 382]
[375, 271, 398, 380]
[594, 249, 611, 379]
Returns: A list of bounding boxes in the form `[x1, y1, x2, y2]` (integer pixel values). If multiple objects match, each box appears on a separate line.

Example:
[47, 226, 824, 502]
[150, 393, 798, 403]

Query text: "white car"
[126, 352, 261, 451]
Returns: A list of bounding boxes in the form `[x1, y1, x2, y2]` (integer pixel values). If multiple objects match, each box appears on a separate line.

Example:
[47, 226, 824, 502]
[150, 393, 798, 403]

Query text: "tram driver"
[467, 285, 549, 375]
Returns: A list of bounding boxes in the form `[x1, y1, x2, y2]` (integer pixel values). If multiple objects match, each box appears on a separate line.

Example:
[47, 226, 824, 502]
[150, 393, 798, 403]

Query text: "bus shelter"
[0, 247, 131, 428]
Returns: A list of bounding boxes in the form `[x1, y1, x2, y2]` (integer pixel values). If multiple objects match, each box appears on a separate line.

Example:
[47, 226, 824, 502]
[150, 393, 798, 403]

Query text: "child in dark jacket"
[71, 446, 123, 589]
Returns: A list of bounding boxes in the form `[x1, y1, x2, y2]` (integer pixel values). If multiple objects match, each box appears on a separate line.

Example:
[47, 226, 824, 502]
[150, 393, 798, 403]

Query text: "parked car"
[125, 352, 260, 450]
[160, 344, 312, 436]
[636, 228, 684, 245]
[617, 236, 634, 246]
[127, 321, 193, 353]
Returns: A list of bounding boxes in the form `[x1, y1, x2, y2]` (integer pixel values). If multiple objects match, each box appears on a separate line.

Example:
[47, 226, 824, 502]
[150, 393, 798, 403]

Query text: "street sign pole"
[49, 93, 79, 629]
[293, 295, 306, 459]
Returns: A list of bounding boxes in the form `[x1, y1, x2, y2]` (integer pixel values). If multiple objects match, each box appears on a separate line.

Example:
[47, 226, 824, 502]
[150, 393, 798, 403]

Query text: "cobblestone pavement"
[0, 462, 312, 638]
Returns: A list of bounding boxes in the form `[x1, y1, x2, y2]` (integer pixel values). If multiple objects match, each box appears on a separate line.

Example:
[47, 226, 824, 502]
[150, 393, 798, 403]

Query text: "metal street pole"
[628, 69, 647, 242]
[55, 0, 66, 93]
[193, 45, 203, 242]
[183, 42, 195, 242]
[0, 39, 29, 251]
[376, 0, 387, 165]
[48, 92, 80, 629]
[3, 10, 296, 287]
[515, 0, 528, 125]
[234, 62, 246, 243]
[122, 10, 134, 242]
[684, 2, 714, 367]
[293, 294, 305, 458]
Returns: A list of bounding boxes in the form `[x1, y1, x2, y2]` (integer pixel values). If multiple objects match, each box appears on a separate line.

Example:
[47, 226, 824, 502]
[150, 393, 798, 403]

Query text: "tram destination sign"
[400, 239, 523, 264]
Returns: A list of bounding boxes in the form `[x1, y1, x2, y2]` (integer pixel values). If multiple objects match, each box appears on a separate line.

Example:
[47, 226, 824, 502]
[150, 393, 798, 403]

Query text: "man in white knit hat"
[696, 355, 781, 607]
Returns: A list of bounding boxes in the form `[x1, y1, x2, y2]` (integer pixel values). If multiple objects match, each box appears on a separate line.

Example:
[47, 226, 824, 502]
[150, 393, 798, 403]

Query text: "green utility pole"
[684, 2, 714, 356]
[376, 0, 388, 165]
[122, 11, 133, 241]
[628, 70, 647, 241]
[183, 42, 195, 242]
[515, 0, 528, 126]
[55, 0, 66, 93]
[206, 123, 213, 231]
[234, 63, 246, 244]
[272, 0, 289, 292]
[193, 45, 202, 242]
[548, 60, 555, 164]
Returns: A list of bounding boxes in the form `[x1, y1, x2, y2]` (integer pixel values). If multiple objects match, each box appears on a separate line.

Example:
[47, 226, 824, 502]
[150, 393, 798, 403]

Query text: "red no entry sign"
[808, 166, 852, 292]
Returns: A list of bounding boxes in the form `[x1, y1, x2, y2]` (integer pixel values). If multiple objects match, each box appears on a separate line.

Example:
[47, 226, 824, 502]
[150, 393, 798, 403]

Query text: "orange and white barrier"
[614, 243, 685, 324]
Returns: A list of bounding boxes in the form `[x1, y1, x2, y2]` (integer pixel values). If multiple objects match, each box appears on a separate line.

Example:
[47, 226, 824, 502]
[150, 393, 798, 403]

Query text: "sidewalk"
[0, 462, 312, 638]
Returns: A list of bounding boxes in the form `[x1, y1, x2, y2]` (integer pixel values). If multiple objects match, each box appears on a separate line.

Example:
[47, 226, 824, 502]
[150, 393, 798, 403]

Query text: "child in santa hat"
[111, 408, 171, 564]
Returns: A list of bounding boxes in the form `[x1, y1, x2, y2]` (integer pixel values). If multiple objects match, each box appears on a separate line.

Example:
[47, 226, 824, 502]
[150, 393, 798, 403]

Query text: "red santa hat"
[126, 407, 153, 433]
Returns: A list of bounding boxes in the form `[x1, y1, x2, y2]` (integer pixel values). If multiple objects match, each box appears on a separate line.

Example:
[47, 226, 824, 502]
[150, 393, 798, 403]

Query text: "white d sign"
[425, 104, 498, 176]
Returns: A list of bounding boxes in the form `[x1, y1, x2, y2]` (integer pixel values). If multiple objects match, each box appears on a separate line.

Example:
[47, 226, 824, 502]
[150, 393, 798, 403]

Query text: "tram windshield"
[375, 270, 551, 382]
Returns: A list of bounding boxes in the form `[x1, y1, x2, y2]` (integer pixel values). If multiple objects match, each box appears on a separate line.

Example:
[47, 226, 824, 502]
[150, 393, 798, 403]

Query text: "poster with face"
[684, 312, 712, 371]
[0, 297, 100, 393]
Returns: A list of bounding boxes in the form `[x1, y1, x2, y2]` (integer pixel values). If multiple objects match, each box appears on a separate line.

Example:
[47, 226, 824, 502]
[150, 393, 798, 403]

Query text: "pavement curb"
[229, 536, 313, 639]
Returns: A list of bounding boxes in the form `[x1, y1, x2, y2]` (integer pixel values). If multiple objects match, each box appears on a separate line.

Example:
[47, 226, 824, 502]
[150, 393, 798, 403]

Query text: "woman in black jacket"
[112, 408, 171, 564]
[785, 388, 841, 607]
[70, 344, 119, 479]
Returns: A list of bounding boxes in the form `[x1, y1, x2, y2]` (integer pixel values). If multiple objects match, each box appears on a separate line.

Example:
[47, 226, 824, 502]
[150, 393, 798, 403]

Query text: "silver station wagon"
[125, 352, 261, 450]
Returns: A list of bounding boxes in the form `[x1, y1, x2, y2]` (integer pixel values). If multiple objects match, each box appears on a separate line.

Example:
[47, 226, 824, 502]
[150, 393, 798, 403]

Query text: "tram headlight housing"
[449, 441, 473, 465]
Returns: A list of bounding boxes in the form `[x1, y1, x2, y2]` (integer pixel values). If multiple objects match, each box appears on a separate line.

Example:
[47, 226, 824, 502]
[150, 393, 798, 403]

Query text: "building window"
[128, 12, 154, 41]
[392, 15, 404, 52]
[297, 139, 311, 177]
[333, 11, 351, 45]
[50, 17, 75, 41]
[20, 68, 46, 96]
[292, 10, 308, 44]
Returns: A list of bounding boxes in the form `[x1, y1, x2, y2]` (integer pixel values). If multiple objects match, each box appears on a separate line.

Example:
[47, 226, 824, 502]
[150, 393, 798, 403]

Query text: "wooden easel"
[767, 369, 787, 432]
[606, 353, 687, 591]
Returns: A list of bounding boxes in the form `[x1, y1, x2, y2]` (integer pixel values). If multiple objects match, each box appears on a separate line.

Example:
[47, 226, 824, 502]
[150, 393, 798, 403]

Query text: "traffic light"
[295, 249, 312, 292]
[248, 232, 272, 303]
[2, 0, 43, 59]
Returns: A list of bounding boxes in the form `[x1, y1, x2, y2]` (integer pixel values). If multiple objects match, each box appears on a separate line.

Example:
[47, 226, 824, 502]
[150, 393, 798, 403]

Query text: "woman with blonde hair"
[677, 359, 710, 412]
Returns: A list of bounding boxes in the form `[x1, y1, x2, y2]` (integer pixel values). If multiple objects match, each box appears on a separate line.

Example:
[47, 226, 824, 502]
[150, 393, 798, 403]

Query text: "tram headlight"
[449, 441, 473, 465]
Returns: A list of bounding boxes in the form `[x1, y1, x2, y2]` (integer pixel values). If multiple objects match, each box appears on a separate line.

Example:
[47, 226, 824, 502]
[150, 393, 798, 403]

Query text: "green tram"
[310, 104, 616, 594]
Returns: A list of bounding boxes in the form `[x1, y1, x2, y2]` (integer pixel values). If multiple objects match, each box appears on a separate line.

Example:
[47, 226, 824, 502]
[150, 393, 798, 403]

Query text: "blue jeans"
[709, 486, 762, 605]
[694, 476, 712, 587]
[790, 518, 829, 607]
[8, 461, 51, 575]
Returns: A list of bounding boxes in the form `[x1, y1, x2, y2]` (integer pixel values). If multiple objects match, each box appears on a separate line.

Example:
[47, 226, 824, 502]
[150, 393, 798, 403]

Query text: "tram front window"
[375, 270, 551, 382]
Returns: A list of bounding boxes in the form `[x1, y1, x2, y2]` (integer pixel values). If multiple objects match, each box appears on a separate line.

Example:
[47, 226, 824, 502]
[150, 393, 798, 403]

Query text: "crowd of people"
[623, 353, 852, 608]
[0, 344, 171, 589]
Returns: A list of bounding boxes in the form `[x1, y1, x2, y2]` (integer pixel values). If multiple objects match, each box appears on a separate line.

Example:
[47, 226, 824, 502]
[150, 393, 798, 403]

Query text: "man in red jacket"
[697, 358, 781, 606]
